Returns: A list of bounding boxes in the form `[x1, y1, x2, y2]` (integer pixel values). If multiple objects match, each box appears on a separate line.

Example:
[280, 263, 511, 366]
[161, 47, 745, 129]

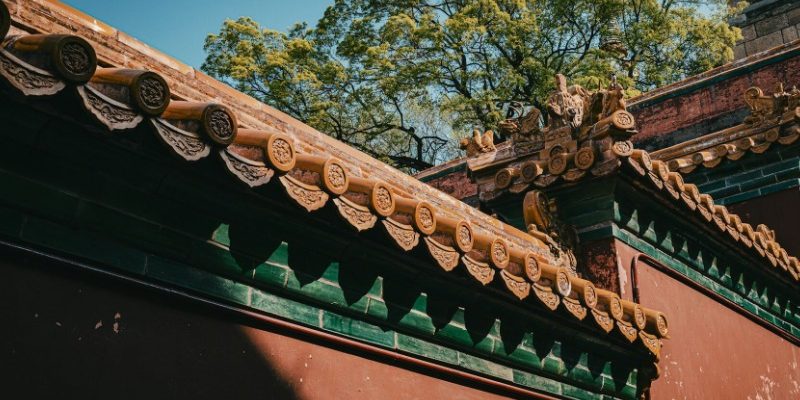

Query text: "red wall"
[0, 255, 513, 400]
[727, 188, 800, 257]
[615, 242, 800, 400]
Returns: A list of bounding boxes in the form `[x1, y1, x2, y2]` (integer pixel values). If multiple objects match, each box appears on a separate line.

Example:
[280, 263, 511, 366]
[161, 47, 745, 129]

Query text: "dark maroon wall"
[727, 188, 800, 256]
[0, 252, 512, 400]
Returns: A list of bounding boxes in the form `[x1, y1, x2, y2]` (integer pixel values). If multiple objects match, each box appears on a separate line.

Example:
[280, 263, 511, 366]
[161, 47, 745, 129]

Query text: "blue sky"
[62, 0, 333, 68]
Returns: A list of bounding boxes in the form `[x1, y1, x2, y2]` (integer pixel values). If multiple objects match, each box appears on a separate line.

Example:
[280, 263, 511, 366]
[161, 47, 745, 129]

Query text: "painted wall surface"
[727, 188, 800, 256]
[0, 256, 512, 400]
[614, 241, 800, 400]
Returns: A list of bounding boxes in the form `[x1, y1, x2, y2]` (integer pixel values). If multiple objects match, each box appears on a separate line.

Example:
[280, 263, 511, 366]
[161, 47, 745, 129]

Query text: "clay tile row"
[652, 84, 800, 174]
[625, 149, 800, 283]
[0, 8, 667, 356]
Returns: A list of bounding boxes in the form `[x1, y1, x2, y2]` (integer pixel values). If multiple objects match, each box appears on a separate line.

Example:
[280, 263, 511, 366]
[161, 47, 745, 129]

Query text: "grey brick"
[787, 6, 800, 26]
[782, 26, 798, 42]
[755, 14, 788, 37]
[735, 43, 747, 59]
[741, 24, 758, 41]
[745, 31, 785, 55]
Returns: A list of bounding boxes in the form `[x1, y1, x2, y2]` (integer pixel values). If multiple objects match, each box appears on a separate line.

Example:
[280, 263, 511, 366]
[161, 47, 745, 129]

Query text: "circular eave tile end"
[266, 133, 297, 172]
[454, 220, 474, 253]
[131, 71, 171, 116]
[371, 182, 396, 217]
[201, 104, 238, 146]
[54, 35, 98, 84]
[322, 158, 349, 195]
[413, 202, 437, 236]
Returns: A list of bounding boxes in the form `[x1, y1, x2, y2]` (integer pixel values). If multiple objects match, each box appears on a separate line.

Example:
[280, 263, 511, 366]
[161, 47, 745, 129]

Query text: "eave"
[0, 0, 667, 355]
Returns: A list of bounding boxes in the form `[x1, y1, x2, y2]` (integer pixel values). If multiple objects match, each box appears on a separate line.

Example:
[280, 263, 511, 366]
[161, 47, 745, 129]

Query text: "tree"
[202, 0, 741, 172]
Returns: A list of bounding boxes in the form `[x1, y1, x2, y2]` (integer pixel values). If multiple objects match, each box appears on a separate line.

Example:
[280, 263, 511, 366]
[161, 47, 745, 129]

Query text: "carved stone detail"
[78, 85, 143, 131]
[456, 223, 473, 253]
[562, 297, 587, 320]
[633, 305, 647, 329]
[382, 218, 419, 251]
[656, 314, 669, 337]
[460, 128, 496, 156]
[279, 175, 329, 212]
[591, 309, 615, 333]
[555, 268, 572, 297]
[639, 332, 661, 357]
[0, 49, 65, 96]
[271, 138, 294, 165]
[370, 184, 395, 217]
[61, 42, 92, 77]
[490, 239, 509, 268]
[609, 296, 624, 320]
[617, 321, 638, 342]
[524, 253, 541, 282]
[424, 237, 460, 271]
[574, 146, 596, 170]
[523, 191, 578, 273]
[533, 283, 560, 311]
[467, 74, 638, 203]
[209, 108, 235, 142]
[417, 206, 435, 233]
[151, 119, 211, 161]
[334, 197, 377, 231]
[582, 283, 598, 309]
[521, 161, 543, 181]
[138, 76, 167, 111]
[744, 84, 800, 126]
[500, 270, 530, 300]
[220, 148, 275, 188]
[322, 161, 348, 194]
[462, 254, 495, 285]
[612, 140, 634, 157]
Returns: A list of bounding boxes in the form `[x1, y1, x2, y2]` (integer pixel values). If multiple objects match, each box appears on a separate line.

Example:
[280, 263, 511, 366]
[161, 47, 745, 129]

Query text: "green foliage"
[202, 0, 741, 171]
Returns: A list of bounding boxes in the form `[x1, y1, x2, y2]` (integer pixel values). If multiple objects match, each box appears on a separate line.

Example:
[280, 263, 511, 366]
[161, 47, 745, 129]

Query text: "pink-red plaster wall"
[614, 241, 800, 400]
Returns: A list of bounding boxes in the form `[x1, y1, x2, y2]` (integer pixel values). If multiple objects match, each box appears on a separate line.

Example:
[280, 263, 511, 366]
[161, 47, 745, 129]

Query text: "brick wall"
[422, 170, 478, 204]
[628, 48, 800, 150]
[733, 0, 800, 59]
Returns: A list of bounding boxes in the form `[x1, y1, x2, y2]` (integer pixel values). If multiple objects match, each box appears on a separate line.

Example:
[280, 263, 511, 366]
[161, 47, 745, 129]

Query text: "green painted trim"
[612, 226, 800, 339]
[0, 100, 663, 399]
[546, 176, 800, 338]
[0, 220, 637, 400]
[715, 179, 799, 205]
[0, 156, 646, 398]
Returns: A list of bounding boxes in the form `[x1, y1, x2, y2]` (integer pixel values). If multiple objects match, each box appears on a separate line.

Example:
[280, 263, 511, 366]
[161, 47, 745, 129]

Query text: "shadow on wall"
[219, 217, 642, 398]
[0, 251, 300, 400]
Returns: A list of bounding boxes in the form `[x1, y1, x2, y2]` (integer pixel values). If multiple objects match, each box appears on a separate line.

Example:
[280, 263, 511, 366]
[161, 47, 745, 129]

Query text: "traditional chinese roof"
[0, 1, 667, 354]
[624, 149, 800, 282]
[464, 75, 637, 202]
[460, 77, 800, 286]
[651, 84, 800, 173]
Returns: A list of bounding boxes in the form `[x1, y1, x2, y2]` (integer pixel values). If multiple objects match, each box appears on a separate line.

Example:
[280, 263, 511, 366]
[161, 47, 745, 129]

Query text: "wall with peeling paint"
[615, 241, 800, 400]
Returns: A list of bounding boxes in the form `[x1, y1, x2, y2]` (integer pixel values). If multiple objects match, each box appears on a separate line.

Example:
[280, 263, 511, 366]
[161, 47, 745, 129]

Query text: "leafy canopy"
[202, 0, 741, 171]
